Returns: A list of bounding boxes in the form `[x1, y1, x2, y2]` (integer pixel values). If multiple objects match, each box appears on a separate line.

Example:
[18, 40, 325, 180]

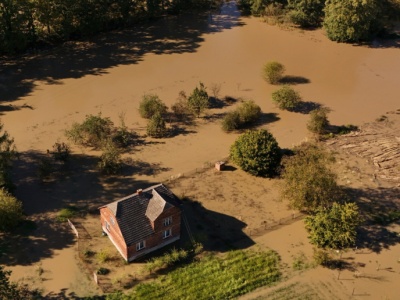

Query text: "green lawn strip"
[129, 249, 281, 299]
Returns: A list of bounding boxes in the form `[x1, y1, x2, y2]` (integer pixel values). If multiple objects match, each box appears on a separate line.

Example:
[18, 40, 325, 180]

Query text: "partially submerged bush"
[98, 141, 122, 175]
[271, 85, 302, 111]
[147, 112, 168, 138]
[262, 61, 285, 84]
[52, 142, 71, 163]
[171, 91, 192, 121]
[187, 82, 209, 117]
[222, 111, 241, 132]
[139, 94, 168, 119]
[307, 107, 330, 135]
[66, 113, 113, 148]
[221, 100, 261, 132]
[237, 100, 262, 125]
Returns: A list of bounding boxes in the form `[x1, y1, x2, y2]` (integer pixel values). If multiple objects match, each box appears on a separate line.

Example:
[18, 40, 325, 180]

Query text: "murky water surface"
[2, 1, 399, 295]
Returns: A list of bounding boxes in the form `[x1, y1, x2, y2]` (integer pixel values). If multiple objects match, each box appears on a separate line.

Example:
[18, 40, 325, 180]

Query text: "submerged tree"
[139, 94, 168, 119]
[147, 112, 168, 138]
[66, 113, 114, 148]
[187, 82, 209, 118]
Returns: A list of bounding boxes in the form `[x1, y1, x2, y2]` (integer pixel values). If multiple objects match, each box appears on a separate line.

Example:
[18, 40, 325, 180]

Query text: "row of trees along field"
[239, 0, 400, 42]
[0, 0, 211, 54]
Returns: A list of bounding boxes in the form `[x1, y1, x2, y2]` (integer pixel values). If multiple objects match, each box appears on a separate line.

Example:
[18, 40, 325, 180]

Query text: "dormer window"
[163, 216, 172, 226]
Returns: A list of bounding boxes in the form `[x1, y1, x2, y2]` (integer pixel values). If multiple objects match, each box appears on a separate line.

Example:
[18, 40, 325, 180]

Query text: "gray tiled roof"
[101, 184, 180, 246]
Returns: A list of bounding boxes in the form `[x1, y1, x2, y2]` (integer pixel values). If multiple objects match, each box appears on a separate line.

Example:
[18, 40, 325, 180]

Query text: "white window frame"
[105, 221, 110, 232]
[136, 240, 146, 251]
[163, 228, 172, 239]
[163, 216, 172, 227]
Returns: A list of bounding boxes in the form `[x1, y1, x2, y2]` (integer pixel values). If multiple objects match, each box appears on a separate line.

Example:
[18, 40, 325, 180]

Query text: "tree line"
[238, 0, 400, 43]
[0, 0, 211, 54]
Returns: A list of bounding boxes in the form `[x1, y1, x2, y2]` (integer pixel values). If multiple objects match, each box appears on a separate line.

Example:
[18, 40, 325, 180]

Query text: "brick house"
[99, 184, 182, 262]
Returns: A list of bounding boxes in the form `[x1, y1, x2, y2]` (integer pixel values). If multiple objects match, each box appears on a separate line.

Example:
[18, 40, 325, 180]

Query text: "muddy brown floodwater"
[1, 0, 399, 297]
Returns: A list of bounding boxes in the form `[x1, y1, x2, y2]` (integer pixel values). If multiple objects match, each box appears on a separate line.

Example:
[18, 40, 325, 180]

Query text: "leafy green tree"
[324, 0, 379, 42]
[281, 143, 342, 212]
[147, 112, 168, 138]
[0, 122, 17, 192]
[98, 140, 122, 175]
[288, 0, 325, 28]
[262, 61, 285, 84]
[139, 94, 167, 119]
[0, 0, 36, 53]
[230, 129, 281, 177]
[0, 266, 21, 299]
[0, 189, 23, 231]
[271, 85, 302, 111]
[188, 82, 209, 118]
[66, 113, 114, 148]
[305, 202, 361, 249]
[0, 266, 40, 299]
[307, 107, 330, 135]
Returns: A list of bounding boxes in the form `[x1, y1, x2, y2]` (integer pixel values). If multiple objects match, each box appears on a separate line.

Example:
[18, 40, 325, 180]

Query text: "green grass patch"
[129, 249, 281, 299]
[56, 205, 79, 222]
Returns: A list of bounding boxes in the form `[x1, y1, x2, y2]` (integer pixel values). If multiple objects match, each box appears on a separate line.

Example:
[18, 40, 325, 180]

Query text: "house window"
[163, 216, 172, 226]
[136, 241, 145, 251]
[110, 216, 115, 226]
[105, 221, 110, 232]
[163, 228, 172, 239]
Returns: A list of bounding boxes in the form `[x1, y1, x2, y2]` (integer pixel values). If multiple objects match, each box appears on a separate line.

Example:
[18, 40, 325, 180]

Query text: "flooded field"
[1, 1, 399, 297]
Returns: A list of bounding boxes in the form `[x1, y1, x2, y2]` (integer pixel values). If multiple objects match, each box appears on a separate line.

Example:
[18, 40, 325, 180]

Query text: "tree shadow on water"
[280, 75, 310, 85]
[2, 149, 167, 265]
[344, 186, 400, 253]
[0, 8, 245, 106]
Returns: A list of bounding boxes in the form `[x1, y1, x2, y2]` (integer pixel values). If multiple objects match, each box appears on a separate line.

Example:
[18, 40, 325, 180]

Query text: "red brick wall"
[99, 208, 127, 260]
[127, 206, 181, 260]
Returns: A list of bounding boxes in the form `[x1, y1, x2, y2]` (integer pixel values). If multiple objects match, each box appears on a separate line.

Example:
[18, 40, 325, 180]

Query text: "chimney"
[137, 189, 143, 196]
